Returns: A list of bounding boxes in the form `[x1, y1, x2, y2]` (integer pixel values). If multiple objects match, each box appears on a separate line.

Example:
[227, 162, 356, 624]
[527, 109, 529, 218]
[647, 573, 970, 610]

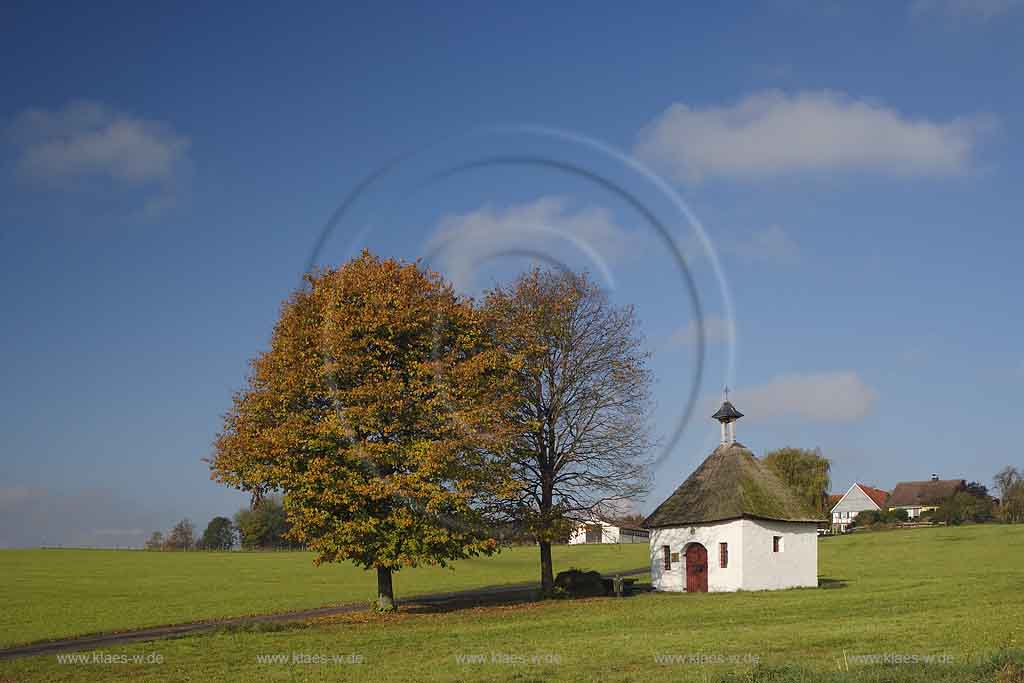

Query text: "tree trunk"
[376, 566, 396, 612]
[539, 540, 554, 596]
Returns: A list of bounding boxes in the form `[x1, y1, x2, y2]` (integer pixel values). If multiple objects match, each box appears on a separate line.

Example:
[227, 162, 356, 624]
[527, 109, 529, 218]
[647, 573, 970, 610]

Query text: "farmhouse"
[568, 520, 650, 544]
[830, 483, 890, 532]
[888, 476, 966, 518]
[643, 398, 821, 592]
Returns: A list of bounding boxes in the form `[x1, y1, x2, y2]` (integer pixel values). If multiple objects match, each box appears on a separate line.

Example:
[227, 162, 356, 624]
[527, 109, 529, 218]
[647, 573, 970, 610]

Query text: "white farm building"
[830, 482, 890, 532]
[568, 520, 650, 545]
[642, 398, 822, 592]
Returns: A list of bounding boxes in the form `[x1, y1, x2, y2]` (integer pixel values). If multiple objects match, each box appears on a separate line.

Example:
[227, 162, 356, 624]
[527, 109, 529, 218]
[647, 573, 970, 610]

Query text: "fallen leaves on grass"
[305, 595, 606, 628]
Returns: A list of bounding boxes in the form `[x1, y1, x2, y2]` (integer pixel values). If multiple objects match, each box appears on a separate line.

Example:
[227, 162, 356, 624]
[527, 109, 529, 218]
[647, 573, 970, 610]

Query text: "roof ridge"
[643, 442, 823, 528]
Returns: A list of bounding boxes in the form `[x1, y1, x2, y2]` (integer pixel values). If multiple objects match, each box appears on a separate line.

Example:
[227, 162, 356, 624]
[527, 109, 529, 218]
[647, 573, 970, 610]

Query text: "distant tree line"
[612, 513, 647, 529]
[145, 518, 199, 551]
[144, 497, 302, 551]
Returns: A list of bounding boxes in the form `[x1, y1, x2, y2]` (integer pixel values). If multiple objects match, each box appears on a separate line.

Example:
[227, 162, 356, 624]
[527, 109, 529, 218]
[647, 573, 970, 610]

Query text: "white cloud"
[726, 371, 877, 423]
[635, 90, 992, 182]
[728, 225, 800, 266]
[911, 0, 1021, 20]
[6, 100, 190, 214]
[426, 196, 640, 291]
[670, 315, 735, 347]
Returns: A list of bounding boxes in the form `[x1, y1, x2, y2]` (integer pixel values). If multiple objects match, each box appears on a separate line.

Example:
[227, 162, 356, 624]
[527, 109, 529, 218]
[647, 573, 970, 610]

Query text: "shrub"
[934, 492, 995, 525]
[852, 510, 879, 528]
[850, 508, 911, 530]
[553, 568, 606, 598]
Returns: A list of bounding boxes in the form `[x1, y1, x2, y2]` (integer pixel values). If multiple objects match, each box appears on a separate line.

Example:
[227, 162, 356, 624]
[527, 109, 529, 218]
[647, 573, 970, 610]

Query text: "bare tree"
[994, 466, 1020, 500]
[144, 531, 164, 551]
[483, 269, 653, 593]
[165, 518, 196, 551]
[994, 466, 1024, 523]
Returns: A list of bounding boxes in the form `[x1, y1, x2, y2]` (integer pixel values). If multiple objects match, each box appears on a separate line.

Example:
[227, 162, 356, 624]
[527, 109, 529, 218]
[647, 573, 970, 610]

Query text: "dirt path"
[0, 567, 648, 660]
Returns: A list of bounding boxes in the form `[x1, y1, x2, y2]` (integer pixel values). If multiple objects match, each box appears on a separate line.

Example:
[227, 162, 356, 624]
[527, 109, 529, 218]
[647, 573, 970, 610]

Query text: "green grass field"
[3, 525, 1024, 682]
[0, 542, 647, 647]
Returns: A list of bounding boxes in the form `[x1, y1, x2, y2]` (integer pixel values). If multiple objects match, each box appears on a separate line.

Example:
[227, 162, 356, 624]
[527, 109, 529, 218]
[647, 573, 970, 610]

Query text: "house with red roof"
[830, 483, 890, 532]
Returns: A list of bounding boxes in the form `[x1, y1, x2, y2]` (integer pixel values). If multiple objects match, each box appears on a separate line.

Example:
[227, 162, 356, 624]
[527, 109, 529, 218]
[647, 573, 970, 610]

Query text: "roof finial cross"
[723, 386, 730, 402]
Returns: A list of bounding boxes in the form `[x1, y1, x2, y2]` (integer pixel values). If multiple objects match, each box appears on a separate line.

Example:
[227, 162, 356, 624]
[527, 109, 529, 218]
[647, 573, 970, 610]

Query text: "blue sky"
[1, 1, 1022, 546]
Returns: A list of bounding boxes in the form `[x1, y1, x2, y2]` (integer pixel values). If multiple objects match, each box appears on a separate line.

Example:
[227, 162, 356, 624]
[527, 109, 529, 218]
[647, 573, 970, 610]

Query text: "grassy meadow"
[3, 524, 1024, 682]
[0, 542, 647, 647]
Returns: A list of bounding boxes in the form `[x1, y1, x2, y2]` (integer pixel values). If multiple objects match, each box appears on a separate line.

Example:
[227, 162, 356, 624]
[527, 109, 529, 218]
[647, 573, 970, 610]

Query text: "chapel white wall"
[648, 519, 744, 592]
[739, 519, 818, 590]
[648, 518, 818, 592]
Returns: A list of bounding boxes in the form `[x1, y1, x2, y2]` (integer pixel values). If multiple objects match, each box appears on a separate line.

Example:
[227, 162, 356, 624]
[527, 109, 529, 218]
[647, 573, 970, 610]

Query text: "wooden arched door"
[685, 543, 708, 593]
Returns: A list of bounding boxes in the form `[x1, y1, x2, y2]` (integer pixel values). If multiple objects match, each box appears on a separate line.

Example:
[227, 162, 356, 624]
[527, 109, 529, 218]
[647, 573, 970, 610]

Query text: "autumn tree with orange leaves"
[210, 252, 518, 610]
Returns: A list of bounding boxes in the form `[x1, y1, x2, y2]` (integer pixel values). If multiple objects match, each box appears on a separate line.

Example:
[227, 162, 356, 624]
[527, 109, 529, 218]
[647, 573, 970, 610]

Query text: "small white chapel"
[643, 396, 821, 592]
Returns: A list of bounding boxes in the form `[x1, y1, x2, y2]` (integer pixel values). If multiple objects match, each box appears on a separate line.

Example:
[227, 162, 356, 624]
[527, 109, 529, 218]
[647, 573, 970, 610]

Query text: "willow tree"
[762, 447, 832, 520]
[211, 252, 517, 610]
[482, 268, 653, 594]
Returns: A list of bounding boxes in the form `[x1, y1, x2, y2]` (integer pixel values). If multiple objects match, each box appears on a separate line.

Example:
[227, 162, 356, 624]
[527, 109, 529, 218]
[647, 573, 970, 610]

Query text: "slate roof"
[888, 479, 965, 507]
[711, 401, 744, 421]
[643, 442, 824, 528]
